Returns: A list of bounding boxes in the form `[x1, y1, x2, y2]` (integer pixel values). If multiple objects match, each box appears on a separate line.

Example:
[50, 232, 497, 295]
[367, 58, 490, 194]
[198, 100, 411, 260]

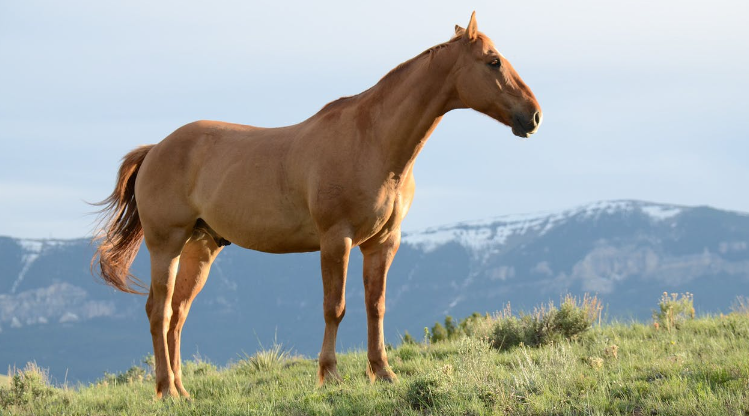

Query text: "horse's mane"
[316, 34, 474, 115]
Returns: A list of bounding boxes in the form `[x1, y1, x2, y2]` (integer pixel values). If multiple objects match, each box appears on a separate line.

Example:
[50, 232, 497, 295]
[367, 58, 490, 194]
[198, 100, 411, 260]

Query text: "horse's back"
[136, 119, 320, 252]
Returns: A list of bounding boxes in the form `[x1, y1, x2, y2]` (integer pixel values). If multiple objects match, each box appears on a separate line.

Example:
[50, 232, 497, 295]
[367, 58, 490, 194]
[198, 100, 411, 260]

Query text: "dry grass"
[732, 295, 749, 315]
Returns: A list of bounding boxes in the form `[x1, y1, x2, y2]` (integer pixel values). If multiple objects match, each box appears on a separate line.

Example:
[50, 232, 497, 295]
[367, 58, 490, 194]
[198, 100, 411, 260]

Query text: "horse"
[92, 12, 542, 398]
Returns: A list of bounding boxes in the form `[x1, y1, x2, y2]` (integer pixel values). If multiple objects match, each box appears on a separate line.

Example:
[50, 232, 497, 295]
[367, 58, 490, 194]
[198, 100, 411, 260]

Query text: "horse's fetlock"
[319, 353, 337, 368]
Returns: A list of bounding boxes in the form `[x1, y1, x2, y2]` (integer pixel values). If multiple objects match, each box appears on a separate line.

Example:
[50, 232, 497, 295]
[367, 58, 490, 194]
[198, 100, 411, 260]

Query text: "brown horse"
[93, 12, 541, 398]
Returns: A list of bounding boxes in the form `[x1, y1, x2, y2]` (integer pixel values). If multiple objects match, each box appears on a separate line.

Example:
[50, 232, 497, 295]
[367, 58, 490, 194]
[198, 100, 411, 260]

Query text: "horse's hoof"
[154, 391, 180, 401]
[318, 367, 343, 385]
[367, 365, 398, 383]
[377, 373, 398, 383]
[155, 382, 180, 400]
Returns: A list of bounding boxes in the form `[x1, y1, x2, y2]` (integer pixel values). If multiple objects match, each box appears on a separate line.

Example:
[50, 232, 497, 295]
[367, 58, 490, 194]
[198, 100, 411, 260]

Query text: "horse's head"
[452, 12, 542, 138]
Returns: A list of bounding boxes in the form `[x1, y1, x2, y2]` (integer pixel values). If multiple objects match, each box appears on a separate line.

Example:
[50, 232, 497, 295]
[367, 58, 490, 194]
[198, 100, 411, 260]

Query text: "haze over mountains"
[1, 200, 748, 383]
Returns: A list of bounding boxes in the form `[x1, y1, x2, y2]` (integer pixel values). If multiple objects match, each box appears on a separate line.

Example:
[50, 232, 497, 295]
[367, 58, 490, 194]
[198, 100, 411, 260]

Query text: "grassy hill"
[2, 302, 748, 415]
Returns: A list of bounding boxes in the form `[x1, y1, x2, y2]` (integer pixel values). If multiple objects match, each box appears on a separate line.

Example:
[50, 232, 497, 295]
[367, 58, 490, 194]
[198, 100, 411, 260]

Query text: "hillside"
[2, 312, 748, 415]
[1, 200, 748, 383]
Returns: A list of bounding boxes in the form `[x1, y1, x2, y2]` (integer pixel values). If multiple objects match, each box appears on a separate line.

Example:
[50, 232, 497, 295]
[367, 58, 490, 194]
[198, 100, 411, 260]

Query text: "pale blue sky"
[1, 0, 748, 238]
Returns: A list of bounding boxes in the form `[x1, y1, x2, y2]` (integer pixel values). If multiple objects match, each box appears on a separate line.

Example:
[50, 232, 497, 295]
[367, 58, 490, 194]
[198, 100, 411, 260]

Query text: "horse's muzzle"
[511, 111, 542, 138]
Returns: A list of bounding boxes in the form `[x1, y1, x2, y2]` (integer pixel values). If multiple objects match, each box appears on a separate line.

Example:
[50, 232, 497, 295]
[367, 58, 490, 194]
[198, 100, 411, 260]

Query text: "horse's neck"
[358, 47, 460, 179]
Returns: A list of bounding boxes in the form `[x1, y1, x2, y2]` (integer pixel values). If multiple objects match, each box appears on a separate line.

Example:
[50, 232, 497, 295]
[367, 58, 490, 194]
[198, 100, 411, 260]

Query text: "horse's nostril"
[533, 111, 542, 127]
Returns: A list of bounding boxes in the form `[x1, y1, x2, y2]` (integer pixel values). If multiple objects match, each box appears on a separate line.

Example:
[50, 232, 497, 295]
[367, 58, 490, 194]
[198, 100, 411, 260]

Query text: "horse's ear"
[466, 11, 478, 42]
[454, 24, 466, 37]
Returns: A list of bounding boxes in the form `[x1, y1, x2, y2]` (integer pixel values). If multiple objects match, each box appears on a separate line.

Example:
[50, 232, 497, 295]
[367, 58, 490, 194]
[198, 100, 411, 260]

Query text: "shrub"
[444, 316, 457, 337]
[555, 294, 602, 338]
[491, 314, 526, 350]
[430, 322, 448, 343]
[429, 316, 458, 344]
[100, 354, 154, 386]
[489, 294, 602, 351]
[401, 331, 416, 345]
[426, 295, 601, 350]
[653, 292, 695, 331]
[428, 313, 492, 344]
[459, 312, 491, 338]
[182, 355, 217, 377]
[103, 366, 146, 385]
[0, 362, 56, 407]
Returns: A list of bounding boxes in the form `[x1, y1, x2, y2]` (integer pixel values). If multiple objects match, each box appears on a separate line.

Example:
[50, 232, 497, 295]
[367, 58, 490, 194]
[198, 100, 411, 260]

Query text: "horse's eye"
[488, 58, 501, 69]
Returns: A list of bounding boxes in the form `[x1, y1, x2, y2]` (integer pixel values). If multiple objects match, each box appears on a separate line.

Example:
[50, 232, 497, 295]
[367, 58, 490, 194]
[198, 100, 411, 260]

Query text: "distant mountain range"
[1, 200, 748, 383]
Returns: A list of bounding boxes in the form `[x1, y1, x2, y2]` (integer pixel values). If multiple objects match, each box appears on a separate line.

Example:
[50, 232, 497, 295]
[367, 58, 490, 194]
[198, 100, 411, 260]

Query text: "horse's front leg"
[317, 232, 352, 384]
[360, 230, 400, 382]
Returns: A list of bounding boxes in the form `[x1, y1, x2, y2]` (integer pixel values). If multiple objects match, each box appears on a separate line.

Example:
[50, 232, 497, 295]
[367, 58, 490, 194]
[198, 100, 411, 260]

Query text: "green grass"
[2, 315, 749, 415]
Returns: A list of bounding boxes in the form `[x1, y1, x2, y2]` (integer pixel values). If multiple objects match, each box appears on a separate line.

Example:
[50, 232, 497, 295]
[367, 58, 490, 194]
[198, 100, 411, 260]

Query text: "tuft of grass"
[731, 295, 749, 315]
[406, 375, 444, 410]
[653, 292, 695, 331]
[396, 343, 421, 362]
[235, 343, 291, 374]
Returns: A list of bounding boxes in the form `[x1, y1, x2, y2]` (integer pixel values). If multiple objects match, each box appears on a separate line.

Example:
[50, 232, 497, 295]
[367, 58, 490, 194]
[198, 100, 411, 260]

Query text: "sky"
[1, 0, 748, 239]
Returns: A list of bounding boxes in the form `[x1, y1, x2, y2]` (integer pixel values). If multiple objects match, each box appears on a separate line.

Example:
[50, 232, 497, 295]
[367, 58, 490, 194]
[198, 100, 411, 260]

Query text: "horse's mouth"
[511, 114, 539, 138]
[511, 123, 534, 138]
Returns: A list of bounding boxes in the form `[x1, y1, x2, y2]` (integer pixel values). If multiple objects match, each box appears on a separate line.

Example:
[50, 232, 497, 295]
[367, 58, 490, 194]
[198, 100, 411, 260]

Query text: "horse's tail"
[91, 145, 155, 295]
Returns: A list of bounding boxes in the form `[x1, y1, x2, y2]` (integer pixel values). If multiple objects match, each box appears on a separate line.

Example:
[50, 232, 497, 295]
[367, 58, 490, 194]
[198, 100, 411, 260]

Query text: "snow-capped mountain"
[399, 200, 749, 313]
[404, 200, 685, 255]
[1, 200, 748, 383]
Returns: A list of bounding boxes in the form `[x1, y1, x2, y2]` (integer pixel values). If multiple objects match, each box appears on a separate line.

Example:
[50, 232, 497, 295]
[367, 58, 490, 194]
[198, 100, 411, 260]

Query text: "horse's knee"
[168, 303, 189, 333]
[148, 307, 172, 336]
[145, 292, 154, 318]
[324, 300, 346, 325]
[365, 297, 386, 320]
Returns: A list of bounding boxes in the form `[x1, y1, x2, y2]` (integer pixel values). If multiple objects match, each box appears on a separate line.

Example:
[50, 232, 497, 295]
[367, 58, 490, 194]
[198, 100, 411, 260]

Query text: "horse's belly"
[236, 224, 321, 253]
[201, 206, 321, 254]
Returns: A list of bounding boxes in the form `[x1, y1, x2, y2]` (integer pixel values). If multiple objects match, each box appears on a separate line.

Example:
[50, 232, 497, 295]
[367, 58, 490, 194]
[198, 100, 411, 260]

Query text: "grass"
[2, 314, 748, 415]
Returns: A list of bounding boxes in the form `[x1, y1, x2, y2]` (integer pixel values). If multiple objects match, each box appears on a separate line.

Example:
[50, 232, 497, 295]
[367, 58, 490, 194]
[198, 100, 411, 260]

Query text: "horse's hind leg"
[144, 227, 192, 399]
[168, 231, 223, 397]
